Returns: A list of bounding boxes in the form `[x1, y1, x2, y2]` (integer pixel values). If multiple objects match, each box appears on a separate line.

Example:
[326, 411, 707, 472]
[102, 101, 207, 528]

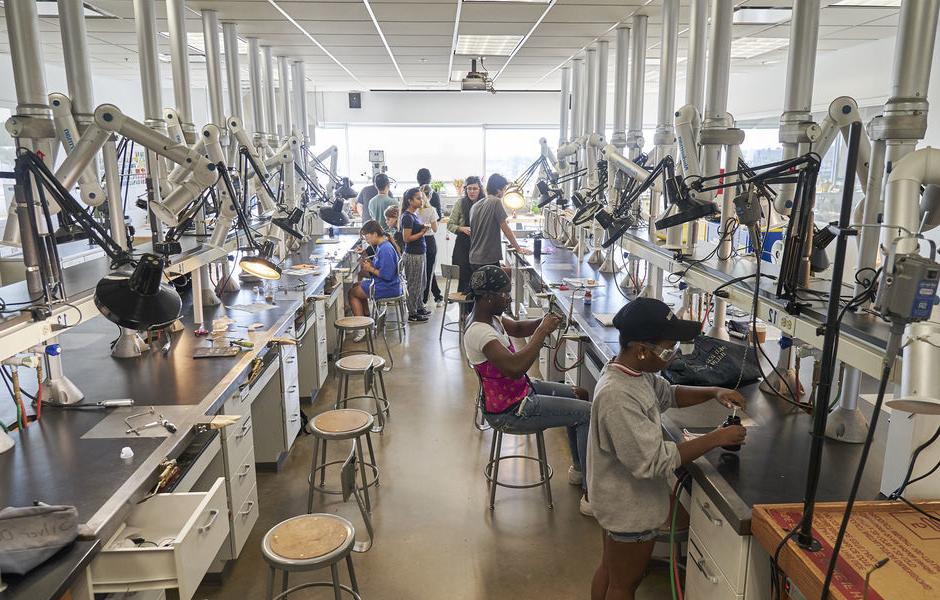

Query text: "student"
[400, 187, 431, 322]
[417, 168, 443, 219]
[356, 174, 383, 220]
[589, 298, 747, 600]
[469, 173, 531, 274]
[383, 205, 399, 236]
[418, 184, 444, 307]
[448, 175, 482, 294]
[369, 173, 396, 225]
[348, 220, 402, 342]
[464, 266, 592, 510]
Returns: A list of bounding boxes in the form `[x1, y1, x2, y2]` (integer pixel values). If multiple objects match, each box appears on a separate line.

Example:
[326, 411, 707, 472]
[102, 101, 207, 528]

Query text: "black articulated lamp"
[14, 149, 183, 330]
[293, 158, 354, 226]
[95, 253, 182, 329]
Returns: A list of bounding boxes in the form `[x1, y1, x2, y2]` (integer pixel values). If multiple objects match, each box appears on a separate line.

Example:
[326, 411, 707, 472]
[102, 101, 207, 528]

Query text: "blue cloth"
[400, 210, 427, 255]
[363, 240, 401, 299]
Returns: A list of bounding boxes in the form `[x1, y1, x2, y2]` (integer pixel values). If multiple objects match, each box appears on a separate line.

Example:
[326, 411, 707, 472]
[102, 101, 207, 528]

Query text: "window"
[739, 128, 783, 165]
[346, 125, 483, 196]
[484, 127, 557, 193]
[309, 127, 349, 182]
[0, 106, 14, 219]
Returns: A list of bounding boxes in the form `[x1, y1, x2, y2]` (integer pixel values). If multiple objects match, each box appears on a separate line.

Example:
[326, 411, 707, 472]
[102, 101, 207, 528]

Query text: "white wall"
[314, 90, 559, 126]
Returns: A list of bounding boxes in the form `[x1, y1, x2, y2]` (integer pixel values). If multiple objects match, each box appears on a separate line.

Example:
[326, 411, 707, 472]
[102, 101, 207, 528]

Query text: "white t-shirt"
[418, 206, 438, 232]
[464, 320, 511, 365]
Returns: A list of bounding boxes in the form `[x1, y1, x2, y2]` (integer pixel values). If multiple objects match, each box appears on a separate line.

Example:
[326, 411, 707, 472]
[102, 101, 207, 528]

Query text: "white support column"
[594, 41, 609, 141]
[291, 60, 308, 143]
[262, 45, 278, 145]
[248, 38, 266, 144]
[626, 15, 647, 160]
[223, 22, 244, 123]
[584, 47, 597, 140]
[278, 55, 293, 137]
[610, 26, 630, 153]
[167, 0, 196, 143]
[559, 64, 570, 150]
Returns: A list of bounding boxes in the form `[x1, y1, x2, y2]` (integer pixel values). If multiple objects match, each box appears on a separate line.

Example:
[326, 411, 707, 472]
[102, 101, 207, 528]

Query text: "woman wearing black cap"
[463, 265, 592, 512]
[588, 298, 747, 600]
[447, 175, 482, 295]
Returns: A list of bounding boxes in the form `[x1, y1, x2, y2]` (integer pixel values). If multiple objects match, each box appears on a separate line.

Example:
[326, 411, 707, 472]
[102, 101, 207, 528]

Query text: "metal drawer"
[689, 481, 750, 592]
[231, 485, 260, 558]
[91, 478, 229, 600]
[227, 444, 257, 513]
[686, 529, 742, 600]
[223, 412, 254, 461]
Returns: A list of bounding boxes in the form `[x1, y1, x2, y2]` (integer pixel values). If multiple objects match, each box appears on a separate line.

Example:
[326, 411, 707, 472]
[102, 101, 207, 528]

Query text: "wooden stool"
[307, 409, 379, 514]
[335, 316, 376, 359]
[335, 354, 390, 433]
[261, 514, 361, 599]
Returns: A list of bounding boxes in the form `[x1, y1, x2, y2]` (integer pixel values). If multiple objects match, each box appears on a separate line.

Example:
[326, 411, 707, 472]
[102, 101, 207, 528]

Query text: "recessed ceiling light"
[731, 37, 788, 59]
[456, 35, 523, 57]
[159, 32, 249, 55]
[733, 8, 792, 25]
[832, 0, 901, 6]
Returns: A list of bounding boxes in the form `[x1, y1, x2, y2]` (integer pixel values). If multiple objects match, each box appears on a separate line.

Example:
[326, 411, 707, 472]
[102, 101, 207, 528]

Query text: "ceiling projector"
[461, 58, 495, 93]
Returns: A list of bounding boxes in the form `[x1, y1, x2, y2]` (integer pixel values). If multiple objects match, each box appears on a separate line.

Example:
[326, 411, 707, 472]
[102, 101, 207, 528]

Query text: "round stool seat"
[336, 354, 386, 373]
[335, 316, 374, 329]
[448, 291, 471, 303]
[312, 409, 373, 435]
[263, 514, 354, 565]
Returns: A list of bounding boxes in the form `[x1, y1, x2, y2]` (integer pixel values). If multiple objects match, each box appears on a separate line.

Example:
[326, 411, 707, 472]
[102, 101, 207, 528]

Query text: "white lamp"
[501, 183, 527, 211]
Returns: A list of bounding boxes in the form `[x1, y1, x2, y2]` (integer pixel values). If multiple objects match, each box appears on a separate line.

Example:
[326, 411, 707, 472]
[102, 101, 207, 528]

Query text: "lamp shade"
[319, 198, 350, 226]
[336, 177, 357, 199]
[94, 253, 182, 330]
[239, 240, 281, 280]
[502, 183, 526, 211]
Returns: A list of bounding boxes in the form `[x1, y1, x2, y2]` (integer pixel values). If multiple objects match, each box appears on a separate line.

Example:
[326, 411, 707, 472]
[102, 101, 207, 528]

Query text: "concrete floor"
[197, 303, 672, 599]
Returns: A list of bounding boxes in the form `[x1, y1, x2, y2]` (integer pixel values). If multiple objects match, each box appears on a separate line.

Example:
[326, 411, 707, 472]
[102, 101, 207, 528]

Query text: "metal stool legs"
[334, 369, 391, 433]
[307, 433, 380, 513]
[484, 430, 554, 510]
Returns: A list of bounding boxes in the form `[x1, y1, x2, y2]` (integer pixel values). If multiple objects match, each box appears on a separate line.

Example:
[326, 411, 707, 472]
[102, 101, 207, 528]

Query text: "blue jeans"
[485, 380, 591, 486]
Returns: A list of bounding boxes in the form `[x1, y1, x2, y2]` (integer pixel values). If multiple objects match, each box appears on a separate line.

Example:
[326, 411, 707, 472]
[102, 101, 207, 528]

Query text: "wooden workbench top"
[752, 500, 940, 600]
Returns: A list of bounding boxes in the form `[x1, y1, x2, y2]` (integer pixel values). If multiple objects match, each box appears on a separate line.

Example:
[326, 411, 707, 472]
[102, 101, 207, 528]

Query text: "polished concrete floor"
[198, 302, 672, 599]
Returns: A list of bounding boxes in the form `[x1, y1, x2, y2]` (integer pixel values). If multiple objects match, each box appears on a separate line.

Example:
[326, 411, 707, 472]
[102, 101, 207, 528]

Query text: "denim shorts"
[607, 529, 659, 543]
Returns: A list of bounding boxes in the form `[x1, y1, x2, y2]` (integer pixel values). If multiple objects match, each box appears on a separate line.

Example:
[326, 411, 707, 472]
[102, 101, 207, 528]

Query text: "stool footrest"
[484, 455, 553, 489]
[309, 460, 379, 496]
[273, 581, 362, 600]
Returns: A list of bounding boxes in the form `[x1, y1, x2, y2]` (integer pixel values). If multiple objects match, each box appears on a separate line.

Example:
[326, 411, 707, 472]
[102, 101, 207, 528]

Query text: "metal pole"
[167, 0, 196, 143]
[262, 45, 278, 143]
[594, 40, 609, 140]
[559, 65, 570, 149]
[57, 0, 94, 131]
[584, 47, 597, 138]
[626, 14, 647, 160]
[278, 55, 293, 139]
[292, 60, 308, 143]
[248, 38, 266, 141]
[202, 10, 225, 132]
[611, 26, 630, 153]
[569, 58, 583, 143]
[223, 22, 244, 123]
[685, 0, 708, 110]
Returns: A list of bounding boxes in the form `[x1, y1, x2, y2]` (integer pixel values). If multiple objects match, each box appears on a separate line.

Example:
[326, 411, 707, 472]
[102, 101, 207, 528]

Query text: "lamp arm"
[49, 93, 106, 208]
[216, 163, 261, 252]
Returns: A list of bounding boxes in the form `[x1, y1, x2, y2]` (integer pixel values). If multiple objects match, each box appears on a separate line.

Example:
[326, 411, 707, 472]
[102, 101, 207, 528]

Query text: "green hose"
[670, 486, 681, 600]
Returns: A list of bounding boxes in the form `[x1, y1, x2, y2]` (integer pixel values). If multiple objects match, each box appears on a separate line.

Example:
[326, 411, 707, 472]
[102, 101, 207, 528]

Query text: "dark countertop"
[0, 233, 359, 600]
[512, 235, 889, 535]
[0, 539, 99, 600]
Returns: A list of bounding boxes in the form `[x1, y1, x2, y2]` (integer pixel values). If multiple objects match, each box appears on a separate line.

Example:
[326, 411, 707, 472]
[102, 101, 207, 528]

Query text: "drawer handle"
[236, 464, 252, 478]
[285, 356, 296, 364]
[287, 385, 297, 393]
[693, 556, 719, 585]
[238, 501, 255, 517]
[290, 414, 299, 422]
[198, 509, 221, 534]
[698, 500, 723, 528]
[236, 421, 253, 439]
[319, 337, 327, 344]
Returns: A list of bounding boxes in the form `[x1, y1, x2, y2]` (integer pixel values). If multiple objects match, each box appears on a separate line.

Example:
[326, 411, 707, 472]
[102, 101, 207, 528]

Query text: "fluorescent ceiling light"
[159, 32, 249, 55]
[833, 0, 900, 6]
[266, 0, 364, 87]
[733, 8, 792, 24]
[456, 35, 523, 56]
[9, 0, 113, 18]
[362, 0, 407, 86]
[493, 0, 557, 81]
[447, 0, 462, 83]
[731, 37, 788, 59]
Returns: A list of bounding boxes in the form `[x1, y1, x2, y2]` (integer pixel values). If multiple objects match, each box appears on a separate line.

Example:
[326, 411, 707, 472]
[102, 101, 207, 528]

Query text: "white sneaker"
[351, 330, 366, 343]
[436, 299, 444, 308]
[580, 495, 594, 517]
[567, 465, 584, 486]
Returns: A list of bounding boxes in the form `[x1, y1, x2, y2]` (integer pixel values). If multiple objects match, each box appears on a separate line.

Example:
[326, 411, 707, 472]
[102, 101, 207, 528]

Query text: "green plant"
[430, 180, 445, 193]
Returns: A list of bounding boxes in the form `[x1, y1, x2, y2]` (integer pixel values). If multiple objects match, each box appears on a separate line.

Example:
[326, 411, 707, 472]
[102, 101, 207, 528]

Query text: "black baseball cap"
[612, 297, 700, 343]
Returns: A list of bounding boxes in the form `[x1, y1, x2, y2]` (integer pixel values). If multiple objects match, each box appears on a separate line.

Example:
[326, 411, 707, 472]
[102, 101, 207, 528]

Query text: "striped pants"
[402, 253, 427, 316]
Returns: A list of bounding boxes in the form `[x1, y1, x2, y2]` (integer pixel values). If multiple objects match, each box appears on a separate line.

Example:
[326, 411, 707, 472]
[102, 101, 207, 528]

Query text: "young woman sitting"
[348, 220, 402, 341]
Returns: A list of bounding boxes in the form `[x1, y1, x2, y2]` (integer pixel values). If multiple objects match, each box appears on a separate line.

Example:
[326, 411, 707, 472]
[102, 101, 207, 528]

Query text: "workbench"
[0, 233, 360, 600]
[507, 226, 891, 600]
[751, 500, 940, 600]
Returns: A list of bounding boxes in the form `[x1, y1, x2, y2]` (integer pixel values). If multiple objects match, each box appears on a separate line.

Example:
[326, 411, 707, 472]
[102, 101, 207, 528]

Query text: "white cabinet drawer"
[689, 482, 749, 590]
[223, 360, 279, 416]
[231, 485, 260, 557]
[686, 529, 742, 600]
[224, 413, 254, 460]
[92, 478, 230, 600]
[227, 445, 257, 512]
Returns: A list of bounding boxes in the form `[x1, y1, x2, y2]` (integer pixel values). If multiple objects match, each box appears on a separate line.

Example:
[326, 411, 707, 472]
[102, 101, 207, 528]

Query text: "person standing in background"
[369, 174, 396, 225]
[419, 184, 445, 307]
[469, 173, 531, 274]
[356, 174, 380, 219]
[417, 168, 443, 219]
[400, 188, 431, 322]
[448, 175, 482, 295]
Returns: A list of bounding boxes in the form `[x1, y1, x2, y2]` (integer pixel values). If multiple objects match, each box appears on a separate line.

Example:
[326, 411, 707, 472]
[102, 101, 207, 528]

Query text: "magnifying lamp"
[95, 253, 183, 330]
[239, 239, 282, 280]
[335, 177, 357, 200]
[319, 198, 350, 226]
[537, 180, 564, 208]
[596, 210, 634, 248]
[502, 183, 527, 211]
